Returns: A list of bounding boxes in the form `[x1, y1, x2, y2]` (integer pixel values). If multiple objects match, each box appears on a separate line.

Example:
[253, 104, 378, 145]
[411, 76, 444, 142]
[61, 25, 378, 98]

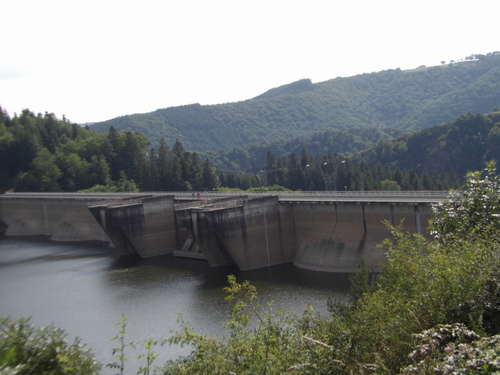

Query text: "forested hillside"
[207, 126, 403, 172]
[2, 106, 498, 193]
[0, 108, 219, 193]
[89, 52, 500, 153]
[211, 111, 500, 192]
[2, 53, 499, 193]
[356, 112, 500, 178]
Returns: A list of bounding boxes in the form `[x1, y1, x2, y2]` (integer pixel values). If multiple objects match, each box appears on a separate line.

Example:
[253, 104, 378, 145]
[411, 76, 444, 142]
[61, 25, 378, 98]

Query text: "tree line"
[0, 108, 219, 193]
[357, 111, 500, 178]
[1, 107, 462, 194]
[219, 149, 460, 191]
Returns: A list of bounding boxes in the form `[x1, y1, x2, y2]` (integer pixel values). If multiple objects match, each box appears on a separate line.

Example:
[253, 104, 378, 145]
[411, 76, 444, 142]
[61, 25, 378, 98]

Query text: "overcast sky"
[1, 0, 499, 124]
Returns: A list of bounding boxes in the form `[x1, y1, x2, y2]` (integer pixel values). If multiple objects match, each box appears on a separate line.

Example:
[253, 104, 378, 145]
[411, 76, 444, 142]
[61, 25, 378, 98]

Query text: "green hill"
[355, 111, 500, 178]
[209, 111, 499, 191]
[89, 53, 500, 153]
[206, 126, 402, 172]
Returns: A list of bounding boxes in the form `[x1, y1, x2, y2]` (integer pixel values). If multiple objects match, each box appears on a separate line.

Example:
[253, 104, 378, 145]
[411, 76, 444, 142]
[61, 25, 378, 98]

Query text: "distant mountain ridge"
[253, 78, 315, 99]
[89, 52, 500, 153]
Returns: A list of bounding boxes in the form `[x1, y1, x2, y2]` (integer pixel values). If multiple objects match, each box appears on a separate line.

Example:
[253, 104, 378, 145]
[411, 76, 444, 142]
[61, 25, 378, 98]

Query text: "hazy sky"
[1, 0, 498, 123]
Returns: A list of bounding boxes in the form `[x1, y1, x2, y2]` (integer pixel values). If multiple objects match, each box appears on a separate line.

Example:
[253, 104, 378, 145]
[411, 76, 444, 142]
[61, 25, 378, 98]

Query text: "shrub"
[0, 317, 100, 375]
[402, 324, 500, 374]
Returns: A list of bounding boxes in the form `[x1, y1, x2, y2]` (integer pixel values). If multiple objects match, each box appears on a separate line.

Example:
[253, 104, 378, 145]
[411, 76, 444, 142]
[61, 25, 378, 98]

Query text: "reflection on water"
[0, 237, 351, 372]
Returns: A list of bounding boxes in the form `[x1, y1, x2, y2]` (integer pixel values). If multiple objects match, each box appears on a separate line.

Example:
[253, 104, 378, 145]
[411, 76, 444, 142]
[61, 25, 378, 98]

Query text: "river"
[0, 237, 351, 372]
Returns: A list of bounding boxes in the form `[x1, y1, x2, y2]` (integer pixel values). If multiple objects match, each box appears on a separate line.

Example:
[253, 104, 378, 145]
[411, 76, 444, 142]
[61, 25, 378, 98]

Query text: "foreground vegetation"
[1, 162, 499, 374]
[0, 317, 100, 374]
[158, 163, 500, 374]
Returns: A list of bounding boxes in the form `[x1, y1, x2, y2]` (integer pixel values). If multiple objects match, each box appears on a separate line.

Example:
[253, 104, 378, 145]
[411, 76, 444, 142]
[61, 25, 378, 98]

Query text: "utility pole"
[316, 158, 345, 191]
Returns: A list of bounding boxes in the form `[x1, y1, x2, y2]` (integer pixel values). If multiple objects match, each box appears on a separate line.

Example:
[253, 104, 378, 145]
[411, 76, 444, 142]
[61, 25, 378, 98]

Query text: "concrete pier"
[89, 195, 177, 258]
[197, 196, 296, 271]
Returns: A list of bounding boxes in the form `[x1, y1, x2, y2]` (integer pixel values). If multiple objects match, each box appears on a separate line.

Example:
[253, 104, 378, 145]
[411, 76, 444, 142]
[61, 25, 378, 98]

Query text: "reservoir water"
[0, 238, 351, 372]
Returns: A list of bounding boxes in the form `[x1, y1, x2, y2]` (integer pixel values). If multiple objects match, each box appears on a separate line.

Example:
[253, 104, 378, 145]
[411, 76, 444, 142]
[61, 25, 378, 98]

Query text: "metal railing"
[174, 199, 244, 211]
[87, 198, 145, 208]
[3, 190, 454, 204]
[170, 190, 452, 202]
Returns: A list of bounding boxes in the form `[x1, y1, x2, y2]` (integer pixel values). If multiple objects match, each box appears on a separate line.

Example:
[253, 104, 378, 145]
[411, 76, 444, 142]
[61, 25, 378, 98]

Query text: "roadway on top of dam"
[1, 191, 452, 204]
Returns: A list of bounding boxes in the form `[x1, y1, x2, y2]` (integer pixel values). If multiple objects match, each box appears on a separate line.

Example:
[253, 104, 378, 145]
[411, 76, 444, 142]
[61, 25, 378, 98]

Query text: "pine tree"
[202, 158, 219, 190]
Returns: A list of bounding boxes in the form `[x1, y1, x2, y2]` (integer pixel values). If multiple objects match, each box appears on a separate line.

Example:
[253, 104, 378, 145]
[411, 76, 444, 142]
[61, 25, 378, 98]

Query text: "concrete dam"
[0, 192, 449, 273]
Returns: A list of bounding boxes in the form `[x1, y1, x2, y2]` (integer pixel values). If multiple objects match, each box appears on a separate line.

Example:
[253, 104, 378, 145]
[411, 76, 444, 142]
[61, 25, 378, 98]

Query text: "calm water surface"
[0, 238, 351, 372]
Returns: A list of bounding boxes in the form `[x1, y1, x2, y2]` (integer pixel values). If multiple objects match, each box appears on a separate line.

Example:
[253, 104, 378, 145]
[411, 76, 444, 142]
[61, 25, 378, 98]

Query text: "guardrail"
[171, 190, 449, 196]
[88, 198, 145, 208]
[174, 200, 207, 210]
[3, 190, 454, 203]
[174, 199, 245, 211]
[170, 190, 453, 200]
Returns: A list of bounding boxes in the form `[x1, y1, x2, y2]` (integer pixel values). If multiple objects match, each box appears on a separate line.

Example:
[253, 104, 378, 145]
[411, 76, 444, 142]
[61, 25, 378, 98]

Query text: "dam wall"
[0, 192, 440, 272]
[0, 193, 177, 258]
[289, 201, 432, 272]
[0, 196, 109, 242]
